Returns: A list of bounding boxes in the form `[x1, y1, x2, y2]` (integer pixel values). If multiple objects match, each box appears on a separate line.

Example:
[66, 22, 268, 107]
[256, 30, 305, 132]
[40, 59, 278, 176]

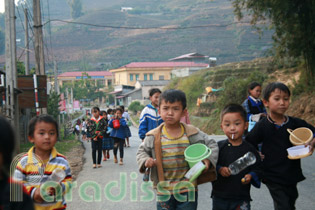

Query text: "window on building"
[144, 74, 147, 81]
[159, 75, 164, 80]
[130, 74, 134, 81]
[150, 73, 153, 80]
[136, 74, 139, 81]
[107, 79, 112, 86]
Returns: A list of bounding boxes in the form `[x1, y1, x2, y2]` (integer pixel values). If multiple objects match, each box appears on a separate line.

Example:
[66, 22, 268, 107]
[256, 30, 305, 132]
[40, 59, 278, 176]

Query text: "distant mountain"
[7, 0, 274, 71]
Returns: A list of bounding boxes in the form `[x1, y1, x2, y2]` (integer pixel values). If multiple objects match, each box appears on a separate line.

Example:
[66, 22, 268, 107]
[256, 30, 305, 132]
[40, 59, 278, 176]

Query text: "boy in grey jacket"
[137, 89, 218, 210]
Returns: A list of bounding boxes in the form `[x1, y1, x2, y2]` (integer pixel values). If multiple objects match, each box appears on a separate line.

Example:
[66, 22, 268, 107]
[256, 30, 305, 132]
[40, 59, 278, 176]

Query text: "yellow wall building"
[109, 62, 209, 86]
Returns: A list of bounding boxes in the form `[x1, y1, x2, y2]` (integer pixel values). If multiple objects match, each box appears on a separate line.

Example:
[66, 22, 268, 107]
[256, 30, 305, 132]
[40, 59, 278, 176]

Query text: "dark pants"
[113, 137, 124, 158]
[265, 182, 298, 210]
[212, 196, 250, 210]
[91, 138, 102, 164]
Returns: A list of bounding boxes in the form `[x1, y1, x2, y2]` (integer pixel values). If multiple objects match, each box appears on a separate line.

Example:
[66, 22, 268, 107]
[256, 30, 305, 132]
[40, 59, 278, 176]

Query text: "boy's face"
[92, 109, 100, 118]
[28, 122, 58, 153]
[159, 99, 186, 126]
[263, 88, 290, 116]
[150, 92, 160, 108]
[221, 112, 248, 142]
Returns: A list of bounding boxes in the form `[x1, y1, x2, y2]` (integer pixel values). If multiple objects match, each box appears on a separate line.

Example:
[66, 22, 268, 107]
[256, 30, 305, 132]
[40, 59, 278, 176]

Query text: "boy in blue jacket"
[138, 88, 163, 141]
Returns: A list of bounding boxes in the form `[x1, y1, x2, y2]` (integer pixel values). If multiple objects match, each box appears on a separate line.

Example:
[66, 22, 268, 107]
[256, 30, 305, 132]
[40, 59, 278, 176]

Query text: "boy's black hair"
[120, 105, 125, 112]
[263, 82, 291, 101]
[91, 107, 100, 112]
[220, 104, 247, 122]
[149, 88, 162, 97]
[82, 118, 85, 121]
[107, 108, 112, 114]
[248, 82, 261, 94]
[0, 115, 15, 171]
[159, 89, 187, 109]
[28, 114, 59, 138]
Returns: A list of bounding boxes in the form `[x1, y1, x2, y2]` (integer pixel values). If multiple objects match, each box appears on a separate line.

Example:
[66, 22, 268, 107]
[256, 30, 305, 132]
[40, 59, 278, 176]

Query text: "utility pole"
[54, 60, 59, 94]
[33, 0, 45, 75]
[24, 8, 30, 75]
[5, 0, 20, 150]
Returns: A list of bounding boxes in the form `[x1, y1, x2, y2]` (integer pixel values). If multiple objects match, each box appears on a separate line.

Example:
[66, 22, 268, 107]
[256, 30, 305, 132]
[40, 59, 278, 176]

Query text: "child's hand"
[33, 188, 44, 203]
[241, 174, 252, 185]
[145, 158, 156, 168]
[306, 138, 315, 153]
[201, 159, 211, 173]
[219, 167, 231, 177]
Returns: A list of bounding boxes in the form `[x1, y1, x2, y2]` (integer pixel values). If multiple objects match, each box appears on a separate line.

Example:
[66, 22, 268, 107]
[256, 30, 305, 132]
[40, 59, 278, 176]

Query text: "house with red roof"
[109, 62, 209, 86]
[57, 71, 113, 88]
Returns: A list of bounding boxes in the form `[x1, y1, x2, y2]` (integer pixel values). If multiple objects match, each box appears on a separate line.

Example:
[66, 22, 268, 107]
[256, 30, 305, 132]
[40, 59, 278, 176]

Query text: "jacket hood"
[146, 122, 199, 137]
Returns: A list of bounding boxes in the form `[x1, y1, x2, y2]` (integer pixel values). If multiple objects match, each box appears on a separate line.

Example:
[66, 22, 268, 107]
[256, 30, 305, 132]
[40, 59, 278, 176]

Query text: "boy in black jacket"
[212, 104, 261, 210]
[246, 82, 315, 210]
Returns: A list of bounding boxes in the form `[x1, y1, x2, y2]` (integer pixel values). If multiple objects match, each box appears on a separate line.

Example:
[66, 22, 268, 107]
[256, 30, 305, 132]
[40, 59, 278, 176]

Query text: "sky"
[0, 1, 4, 13]
[0, 0, 21, 13]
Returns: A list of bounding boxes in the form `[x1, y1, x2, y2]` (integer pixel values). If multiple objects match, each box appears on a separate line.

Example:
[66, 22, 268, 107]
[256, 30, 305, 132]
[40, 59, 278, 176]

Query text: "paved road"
[67, 126, 315, 209]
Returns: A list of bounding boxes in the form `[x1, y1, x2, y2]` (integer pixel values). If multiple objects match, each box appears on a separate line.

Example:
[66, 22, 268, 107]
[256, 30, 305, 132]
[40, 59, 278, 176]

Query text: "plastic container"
[112, 119, 120, 129]
[184, 161, 206, 182]
[287, 128, 313, 145]
[184, 143, 212, 168]
[287, 145, 310, 157]
[228, 152, 256, 175]
[47, 168, 66, 182]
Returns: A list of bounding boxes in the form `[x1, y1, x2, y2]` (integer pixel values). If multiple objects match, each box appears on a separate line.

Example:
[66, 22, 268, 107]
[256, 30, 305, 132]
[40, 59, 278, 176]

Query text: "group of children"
[136, 82, 315, 210]
[1, 81, 315, 210]
[86, 106, 132, 167]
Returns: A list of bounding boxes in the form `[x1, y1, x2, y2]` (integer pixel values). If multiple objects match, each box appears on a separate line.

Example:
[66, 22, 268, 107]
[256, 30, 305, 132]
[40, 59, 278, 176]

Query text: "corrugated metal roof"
[169, 53, 209, 61]
[120, 62, 209, 68]
[58, 71, 112, 77]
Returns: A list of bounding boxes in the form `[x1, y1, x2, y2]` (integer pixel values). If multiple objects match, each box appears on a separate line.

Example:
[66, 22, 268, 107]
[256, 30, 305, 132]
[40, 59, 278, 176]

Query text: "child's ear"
[263, 99, 269, 107]
[245, 121, 249, 131]
[28, 136, 34, 144]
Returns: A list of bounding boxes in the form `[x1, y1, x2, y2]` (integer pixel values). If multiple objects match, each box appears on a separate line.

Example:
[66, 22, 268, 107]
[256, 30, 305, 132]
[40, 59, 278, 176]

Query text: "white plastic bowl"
[287, 145, 310, 157]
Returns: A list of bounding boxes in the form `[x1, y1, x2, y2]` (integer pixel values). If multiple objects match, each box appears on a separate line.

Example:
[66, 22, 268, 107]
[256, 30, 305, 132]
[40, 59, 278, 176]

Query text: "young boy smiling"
[137, 89, 218, 210]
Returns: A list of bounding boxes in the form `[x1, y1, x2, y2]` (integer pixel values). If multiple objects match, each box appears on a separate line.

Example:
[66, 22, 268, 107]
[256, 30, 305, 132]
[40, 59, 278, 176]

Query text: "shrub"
[128, 101, 145, 114]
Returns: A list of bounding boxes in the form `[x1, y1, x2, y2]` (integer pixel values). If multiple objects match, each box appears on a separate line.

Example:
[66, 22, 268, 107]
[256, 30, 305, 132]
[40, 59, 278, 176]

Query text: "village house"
[109, 62, 209, 86]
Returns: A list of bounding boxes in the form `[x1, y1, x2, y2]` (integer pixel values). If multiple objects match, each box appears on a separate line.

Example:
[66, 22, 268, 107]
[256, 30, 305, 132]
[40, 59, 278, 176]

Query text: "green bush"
[128, 101, 145, 114]
[216, 71, 268, 112]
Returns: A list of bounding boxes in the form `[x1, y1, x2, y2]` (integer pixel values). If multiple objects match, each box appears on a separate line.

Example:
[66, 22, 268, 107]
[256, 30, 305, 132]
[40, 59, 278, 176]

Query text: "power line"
[42, 19, 250, 30]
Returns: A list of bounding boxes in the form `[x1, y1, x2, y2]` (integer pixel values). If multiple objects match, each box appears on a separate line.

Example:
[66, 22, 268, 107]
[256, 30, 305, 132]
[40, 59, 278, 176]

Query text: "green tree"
[17, 61, 25, 75]
[47, 91, 61, 120]
[231, 0, 315, 84]
[69, 0, 83, 19]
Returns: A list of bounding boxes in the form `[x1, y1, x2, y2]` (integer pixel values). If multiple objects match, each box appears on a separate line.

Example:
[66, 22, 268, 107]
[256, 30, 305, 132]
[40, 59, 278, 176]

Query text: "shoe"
[97, 164, 102, 168]
[107, 153, 110, 159]
[103, 158, 107, 161]
[93, 164, 96, 168]
[127, 144, 130, 147]
[114, 156, 118, 163]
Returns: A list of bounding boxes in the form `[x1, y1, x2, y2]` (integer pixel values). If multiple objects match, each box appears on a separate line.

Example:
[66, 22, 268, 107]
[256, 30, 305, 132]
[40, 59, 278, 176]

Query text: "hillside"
[0, 0, 273, 71]
[166, 57, 315, 134]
